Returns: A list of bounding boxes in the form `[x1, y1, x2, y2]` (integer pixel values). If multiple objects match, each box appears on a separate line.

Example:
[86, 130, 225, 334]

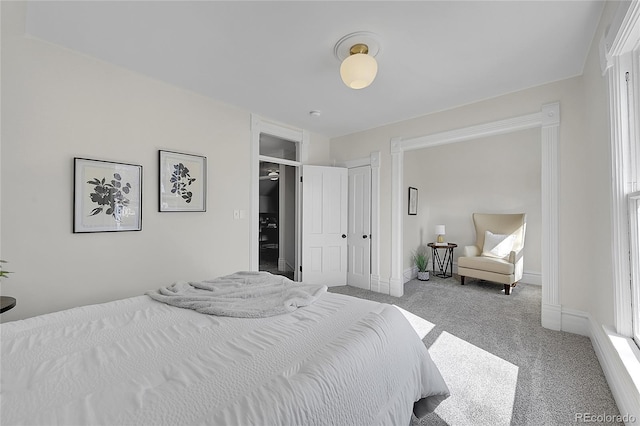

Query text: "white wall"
[0, 2, 330, 321]
[580, 0, 617, 328]
[330, 75, 593, 313]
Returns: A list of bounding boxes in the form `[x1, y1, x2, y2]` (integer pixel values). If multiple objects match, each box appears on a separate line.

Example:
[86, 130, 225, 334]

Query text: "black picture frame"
[408, 187, 418, 215]
[159, 150, 207, 212]
[73, 158, 143, 233]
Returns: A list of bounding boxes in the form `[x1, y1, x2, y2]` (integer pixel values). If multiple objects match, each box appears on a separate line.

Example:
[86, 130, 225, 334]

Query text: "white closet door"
[347, 166, 371, 290]
[301, 165, 348, 286]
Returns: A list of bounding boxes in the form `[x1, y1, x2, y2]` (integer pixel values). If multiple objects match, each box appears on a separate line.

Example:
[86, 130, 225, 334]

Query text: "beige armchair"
[457, 213, 527, 295]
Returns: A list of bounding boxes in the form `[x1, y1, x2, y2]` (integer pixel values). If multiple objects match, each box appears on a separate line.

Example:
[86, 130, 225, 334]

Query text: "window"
[628, 49, 640, 346]
[631, 191, 640, 344]
[605, 1, 640, 345]
[259, 134, 298, 162]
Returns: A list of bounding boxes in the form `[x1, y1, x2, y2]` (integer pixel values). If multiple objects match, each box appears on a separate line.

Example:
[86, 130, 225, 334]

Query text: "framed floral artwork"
[74, 158, 143, 233]
[159, 150, 207, 212]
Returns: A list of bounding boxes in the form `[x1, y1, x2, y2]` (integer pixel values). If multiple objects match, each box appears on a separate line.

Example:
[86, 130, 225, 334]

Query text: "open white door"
[347, 166, 371, 289]
[301, 165, 348, 286]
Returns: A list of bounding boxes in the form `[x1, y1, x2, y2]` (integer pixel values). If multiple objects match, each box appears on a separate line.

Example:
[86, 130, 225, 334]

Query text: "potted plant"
[0, 260, 11, 279]
[0, 260, 16, 313]
[413, 249, 430, 281]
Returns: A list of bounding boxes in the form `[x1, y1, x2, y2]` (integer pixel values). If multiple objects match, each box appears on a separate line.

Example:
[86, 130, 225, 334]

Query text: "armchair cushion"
[463, 245, 480, 257]
[458, 256, 515, 275]
[481, 230, 516, 260]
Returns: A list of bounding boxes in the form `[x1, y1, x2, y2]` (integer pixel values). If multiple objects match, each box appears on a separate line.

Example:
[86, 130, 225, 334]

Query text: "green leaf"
[0, 260, 11, 279]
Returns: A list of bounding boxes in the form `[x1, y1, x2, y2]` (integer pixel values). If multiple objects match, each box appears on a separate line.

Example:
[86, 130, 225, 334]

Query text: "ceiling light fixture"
[334, 32, 381, 90]
[268, 171, 279, 181]
[340, 43, 377, 89]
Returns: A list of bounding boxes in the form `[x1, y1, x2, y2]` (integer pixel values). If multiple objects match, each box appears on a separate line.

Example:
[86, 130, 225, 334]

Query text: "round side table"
[0, 296, 16, 313]
[427, 243, 457, 278]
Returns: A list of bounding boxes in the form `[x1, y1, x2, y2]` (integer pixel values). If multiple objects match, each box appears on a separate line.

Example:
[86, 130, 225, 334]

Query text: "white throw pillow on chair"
[481, 230, 516, 260]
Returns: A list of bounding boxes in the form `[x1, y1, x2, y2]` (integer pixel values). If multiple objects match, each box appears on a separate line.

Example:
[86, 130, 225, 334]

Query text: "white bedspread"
[1, 291, 449, 425]
[146, 271, 327, 318]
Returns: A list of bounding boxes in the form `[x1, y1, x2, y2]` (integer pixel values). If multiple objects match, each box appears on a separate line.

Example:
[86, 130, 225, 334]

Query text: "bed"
[1, 272, 449, 425]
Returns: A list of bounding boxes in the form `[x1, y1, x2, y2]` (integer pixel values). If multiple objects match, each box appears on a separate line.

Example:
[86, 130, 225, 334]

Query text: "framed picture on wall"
[408, 187, 418, 215]
[73, 158, 143, 233]
[159, 150, 207, 212]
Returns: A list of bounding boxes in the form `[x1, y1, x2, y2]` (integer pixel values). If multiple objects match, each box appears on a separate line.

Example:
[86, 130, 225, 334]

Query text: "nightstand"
[0, 296, 16, 313]
[427, 242, 457, 278]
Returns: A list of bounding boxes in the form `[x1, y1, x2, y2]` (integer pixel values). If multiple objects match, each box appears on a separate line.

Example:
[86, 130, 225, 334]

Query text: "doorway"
[259, 161, 296, 280]
[251, 117, 306, 280]
[251, 119, 303, 281]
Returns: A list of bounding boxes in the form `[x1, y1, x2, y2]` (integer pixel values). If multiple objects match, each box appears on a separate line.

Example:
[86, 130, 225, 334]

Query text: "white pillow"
[481, 230, 516, 260]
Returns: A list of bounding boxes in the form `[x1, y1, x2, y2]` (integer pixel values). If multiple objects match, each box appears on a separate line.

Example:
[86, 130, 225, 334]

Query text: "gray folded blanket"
[146, 271, 327, 318]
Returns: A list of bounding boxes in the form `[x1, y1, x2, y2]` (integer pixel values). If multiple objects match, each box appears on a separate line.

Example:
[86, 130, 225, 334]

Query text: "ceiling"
[24, 1, 605, 138]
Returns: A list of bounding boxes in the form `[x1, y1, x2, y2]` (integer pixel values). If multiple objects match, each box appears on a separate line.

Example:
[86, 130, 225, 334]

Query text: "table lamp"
[435, 225, 446, 245]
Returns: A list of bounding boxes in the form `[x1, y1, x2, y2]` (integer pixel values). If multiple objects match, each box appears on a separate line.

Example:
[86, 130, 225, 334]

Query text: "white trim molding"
[522, 271, 542, 286]
[540, 102, 561, 330]
[399, 112, 543, 152]
[389, 103, 561, 331]
[390, 138, 404, 297]
[370, 152, 381, 293]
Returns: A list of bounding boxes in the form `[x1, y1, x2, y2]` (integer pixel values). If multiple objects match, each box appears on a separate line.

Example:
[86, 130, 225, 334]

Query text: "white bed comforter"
[1, 291, 449, 426]
[146, 271, 327, 318]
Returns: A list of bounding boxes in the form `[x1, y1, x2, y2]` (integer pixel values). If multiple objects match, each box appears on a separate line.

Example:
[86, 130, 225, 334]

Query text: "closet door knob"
[363, 235, 368, 239]
[342, 234, 346, 238]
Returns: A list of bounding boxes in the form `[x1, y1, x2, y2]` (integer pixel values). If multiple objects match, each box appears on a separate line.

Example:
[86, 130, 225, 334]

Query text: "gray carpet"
[329, 276, 622, 426]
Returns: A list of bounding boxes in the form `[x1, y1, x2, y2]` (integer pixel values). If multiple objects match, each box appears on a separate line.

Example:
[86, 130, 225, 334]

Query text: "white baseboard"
[560, 307, 590, 337]
[371, 275, 389, 295]
[370, 274, 379, 292]
[522, 271, 542, 285]
[404, 266, 417, 283]
[278, 258, 293, 272]
[589, 319, 640, 423]
[389, 277, 403, 297]
[542, 303, 562, 331]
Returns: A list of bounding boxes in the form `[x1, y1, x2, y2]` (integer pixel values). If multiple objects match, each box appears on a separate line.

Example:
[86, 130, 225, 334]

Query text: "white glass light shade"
[340, 53, 378, 89]
[435, 225, 446, 235]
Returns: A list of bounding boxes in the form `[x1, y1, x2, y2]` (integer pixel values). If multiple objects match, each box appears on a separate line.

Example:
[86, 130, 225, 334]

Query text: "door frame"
[389, 103, 560, 331]
[250, 115, 308, 280]
[339, 152, 381, 292]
